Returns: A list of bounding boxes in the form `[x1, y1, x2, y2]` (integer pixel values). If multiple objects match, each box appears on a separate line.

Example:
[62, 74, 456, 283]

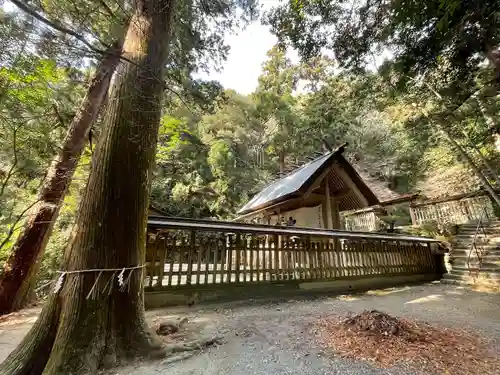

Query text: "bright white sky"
[195, 0, 295, 95]
[196, 20, 281, 95]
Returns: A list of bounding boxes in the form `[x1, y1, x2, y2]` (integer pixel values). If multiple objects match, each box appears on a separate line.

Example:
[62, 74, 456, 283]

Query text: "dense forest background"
[1, 0, 500, 287]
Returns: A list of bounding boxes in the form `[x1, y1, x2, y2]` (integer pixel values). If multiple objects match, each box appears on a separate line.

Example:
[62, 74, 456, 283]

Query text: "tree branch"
[0, 126, 19, 198]
[0, 199, 40, 252]
[9, 0, 110, 56]
[52, 104, 66, 129]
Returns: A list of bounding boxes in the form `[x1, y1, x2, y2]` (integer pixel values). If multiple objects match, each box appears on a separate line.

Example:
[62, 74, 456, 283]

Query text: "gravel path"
[116, 282, 500, 375]
[0, 283, 498, 374]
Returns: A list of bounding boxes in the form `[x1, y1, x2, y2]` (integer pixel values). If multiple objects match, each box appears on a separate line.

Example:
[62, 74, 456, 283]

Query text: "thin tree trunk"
[439, 125, 500, 207]
[279, 148, 285, 175]
[0, 0, 175, 373]
[0, 40, 124, 315]
[473, 147, 500, 187]
[485, 45, 500, 76]
[477, 97, 500, 153]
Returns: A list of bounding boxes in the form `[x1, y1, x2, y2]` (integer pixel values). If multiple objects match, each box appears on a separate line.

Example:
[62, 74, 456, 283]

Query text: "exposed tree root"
[159, 335, 224, 365]
[163, 335, 223, 354]
[156, 317, 189, 335]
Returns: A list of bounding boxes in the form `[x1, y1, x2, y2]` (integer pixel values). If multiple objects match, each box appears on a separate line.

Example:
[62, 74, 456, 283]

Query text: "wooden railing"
[342, 206, 386, 232]
[145, 217, 438, 289]
[410, 193, 495, 226]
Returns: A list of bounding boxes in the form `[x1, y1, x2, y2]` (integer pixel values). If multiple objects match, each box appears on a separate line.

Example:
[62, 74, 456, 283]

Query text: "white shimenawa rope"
[53, 265, 145, 299]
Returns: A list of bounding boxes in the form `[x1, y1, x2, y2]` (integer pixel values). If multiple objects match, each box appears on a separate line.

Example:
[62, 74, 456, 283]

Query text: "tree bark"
[477, 97, 500, 153]
[485, 45, 500, 77]
[279, 148, 285, 175]
[0, 0, 175, 373]
[472, 146, 500, 187]
[0, 40, 124, 315]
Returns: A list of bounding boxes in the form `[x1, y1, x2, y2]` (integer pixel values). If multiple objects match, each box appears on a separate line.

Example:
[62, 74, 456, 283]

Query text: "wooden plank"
[186, 231, 195, 285]
[373, 240, 383, 275]
[398, 242, 407, 274]
[176, 236, 186, 286]
[157, 236, 166, 287]
[256, 239, 261, 282]
[250, 237, 255, 282]
[294, 240, 300, 280]
[384, 241, 393, 274]
[359, 241, 368, 276]
[147, 237, 159, 287]
[363, 241, 373, 276]
[212, 237, 219, 284]
[167, 236, 175, 286]
[329, 241, 336, 278]
[262, 240, 267, 281]
[268, 241, 274, 281]
[323, 241, 331, 278]
[235, 233, 241, 283]
[352, 240, 361, 276]
[382, 241, 392, 275]
[204, 238, 210, 284]
[349, 240, 358, 276]
[324, 178, 332, 229]
[318, 240, 324, 279]
[196, 236, 203, 285]
[228, 235, 235, 283]
[310, 242, 317, 279]
[283, 238, 289, 280]
[344, 240, 353, 277]
[389, 241, 398, 274]
[274, 237, 280, 281]
[415, 243, 425, 273]
[311, 240, 318, 279]
[219, 237, 226, 284]
[337, 240, 345, 277]
[398, 242, 406, 274]
[305, 241, 312, 279]
[426, 243, 435, 272]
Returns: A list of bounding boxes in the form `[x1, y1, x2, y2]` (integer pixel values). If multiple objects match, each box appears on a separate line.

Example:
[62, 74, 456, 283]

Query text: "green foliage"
[265, 0, 500, 82]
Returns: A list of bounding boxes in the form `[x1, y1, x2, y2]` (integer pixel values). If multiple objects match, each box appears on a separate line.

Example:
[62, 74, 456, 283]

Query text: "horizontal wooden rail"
[148, 216, 438, 243]
[409, 194, 495, 226]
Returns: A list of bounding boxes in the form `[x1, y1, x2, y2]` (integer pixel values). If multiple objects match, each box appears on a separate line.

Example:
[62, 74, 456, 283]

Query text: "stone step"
[451, 245, 500, 254]
[458, 220, 500, 228]
[455, 232, 500, 237]
[450, 254, 500, 263]
[452, 237, 500, 246]
[447, 265, 500, 274]
[441, 271, 500, 285]
[449, 262, 500, 271]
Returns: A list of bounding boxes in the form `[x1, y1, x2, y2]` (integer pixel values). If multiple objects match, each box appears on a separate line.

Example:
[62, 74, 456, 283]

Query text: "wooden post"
[409, 204, 417, 225]
[324, 178, 332, 229]
[330, 198, 341, 229]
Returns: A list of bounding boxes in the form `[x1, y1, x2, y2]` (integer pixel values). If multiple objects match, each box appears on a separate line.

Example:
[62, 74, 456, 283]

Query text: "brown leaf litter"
[314, 310, 499, 375]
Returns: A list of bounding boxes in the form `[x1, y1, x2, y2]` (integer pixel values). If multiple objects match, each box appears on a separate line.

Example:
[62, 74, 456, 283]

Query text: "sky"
[196, 20, 282, 95]
[196, 0, 290, 95]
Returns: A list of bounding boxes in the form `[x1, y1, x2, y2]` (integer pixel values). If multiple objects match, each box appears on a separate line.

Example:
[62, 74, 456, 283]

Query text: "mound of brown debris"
[315, 310, 499, 375]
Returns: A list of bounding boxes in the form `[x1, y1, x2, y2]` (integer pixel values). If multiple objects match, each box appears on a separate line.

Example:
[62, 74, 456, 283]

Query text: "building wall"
[268, 205, 325, 229]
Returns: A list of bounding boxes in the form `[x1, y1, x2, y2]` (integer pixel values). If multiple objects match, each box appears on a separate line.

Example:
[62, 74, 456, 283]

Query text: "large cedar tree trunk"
[0, 1, 175, 373]
[0, 41, 123, 315]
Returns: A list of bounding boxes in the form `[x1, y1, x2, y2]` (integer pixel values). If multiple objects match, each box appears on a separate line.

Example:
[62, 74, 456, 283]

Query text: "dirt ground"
[1, 282, 499, 375]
